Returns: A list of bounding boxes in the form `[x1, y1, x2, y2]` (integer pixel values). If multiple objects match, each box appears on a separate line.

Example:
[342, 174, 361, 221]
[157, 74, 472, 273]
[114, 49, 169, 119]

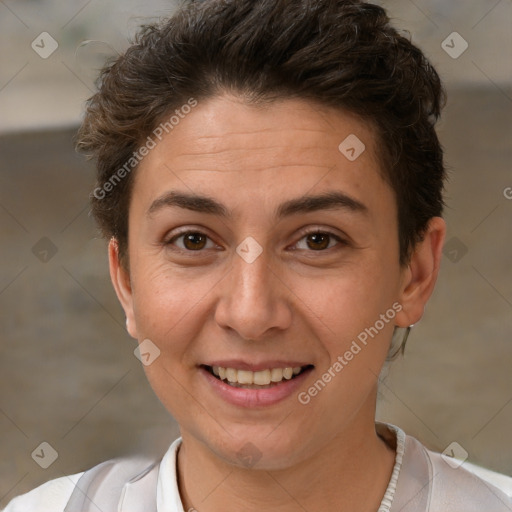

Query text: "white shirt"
[3, 423, 512, 511]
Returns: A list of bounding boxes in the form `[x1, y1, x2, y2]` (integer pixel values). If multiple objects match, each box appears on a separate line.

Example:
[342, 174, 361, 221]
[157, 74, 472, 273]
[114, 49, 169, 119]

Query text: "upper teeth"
[212, 366, 303, 385]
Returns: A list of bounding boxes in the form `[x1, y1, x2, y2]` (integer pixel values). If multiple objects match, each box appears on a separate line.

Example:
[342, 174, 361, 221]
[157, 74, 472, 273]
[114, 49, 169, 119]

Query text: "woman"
[4, 0, 512, 510]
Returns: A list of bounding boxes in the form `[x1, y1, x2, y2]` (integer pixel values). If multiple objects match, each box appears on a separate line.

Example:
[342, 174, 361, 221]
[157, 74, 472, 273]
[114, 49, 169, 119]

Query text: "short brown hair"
[77, 0, 447, 268]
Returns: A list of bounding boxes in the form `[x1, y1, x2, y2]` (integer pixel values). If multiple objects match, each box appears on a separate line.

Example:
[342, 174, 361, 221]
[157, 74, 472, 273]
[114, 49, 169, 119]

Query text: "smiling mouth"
[202, 364, 314, 389]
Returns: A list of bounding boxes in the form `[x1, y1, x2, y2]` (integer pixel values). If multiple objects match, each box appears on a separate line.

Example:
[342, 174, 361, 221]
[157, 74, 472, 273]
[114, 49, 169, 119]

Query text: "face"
[110, 94, 443, 470]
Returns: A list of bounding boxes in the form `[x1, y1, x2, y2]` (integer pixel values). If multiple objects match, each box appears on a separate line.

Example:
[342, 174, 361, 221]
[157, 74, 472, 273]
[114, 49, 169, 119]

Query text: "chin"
[207, 425, 309, 471]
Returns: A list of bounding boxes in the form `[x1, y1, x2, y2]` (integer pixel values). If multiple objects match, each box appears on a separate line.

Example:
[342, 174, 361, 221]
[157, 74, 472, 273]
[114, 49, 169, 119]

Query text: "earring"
[387, 325, 412, 361]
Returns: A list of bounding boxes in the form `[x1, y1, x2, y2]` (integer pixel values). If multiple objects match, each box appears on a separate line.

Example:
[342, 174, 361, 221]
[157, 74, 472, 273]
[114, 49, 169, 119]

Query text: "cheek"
[309, 262, 400, 390]
[130, 267, 205, 418]
[130, 266, 183, 339]
[130, 262, 221, 360]
[319, 261, 395, 333]
[304, 267, 398, 400]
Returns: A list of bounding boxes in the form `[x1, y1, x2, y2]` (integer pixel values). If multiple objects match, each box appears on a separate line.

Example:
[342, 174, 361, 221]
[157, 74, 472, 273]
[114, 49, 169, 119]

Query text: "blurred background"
[0, 0, 511, 504]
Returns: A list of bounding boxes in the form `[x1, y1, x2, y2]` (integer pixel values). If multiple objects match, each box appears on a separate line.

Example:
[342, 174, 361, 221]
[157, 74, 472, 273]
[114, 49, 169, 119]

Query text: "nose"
[214, 244, 293, 341]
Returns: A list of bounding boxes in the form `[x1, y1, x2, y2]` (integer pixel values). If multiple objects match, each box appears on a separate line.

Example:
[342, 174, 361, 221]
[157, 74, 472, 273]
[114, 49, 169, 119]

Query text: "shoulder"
[2, 457, 160, 512]
[381, 422, 512, 512]
[406, 433, 512, 511]
[462, 460, 512, 496]
[425, 447, 512, 508]
[1, 439, 182, 512]
[1, 472, 83, 512]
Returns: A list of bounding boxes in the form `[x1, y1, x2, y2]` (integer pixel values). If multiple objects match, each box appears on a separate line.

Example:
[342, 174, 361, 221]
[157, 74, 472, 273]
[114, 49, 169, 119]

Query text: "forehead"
[132, 94, 392, 220]
[145, 95, 379, 167]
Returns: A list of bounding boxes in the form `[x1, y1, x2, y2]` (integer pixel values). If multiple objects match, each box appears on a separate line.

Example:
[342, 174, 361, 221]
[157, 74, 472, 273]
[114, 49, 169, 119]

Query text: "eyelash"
[164, 228, 347, 254]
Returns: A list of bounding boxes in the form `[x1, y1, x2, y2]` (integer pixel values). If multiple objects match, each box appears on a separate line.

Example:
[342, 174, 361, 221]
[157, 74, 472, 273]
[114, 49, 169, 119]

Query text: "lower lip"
[200, 366, 313, 408]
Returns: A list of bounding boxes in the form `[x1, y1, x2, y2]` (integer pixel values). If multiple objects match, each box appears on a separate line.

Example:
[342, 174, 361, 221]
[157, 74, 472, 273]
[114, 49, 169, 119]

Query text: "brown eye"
[183, 232, 207, 250]
[167, 231, 213, 251]
[306, 232, 330, 250]
[294, 230, 346, 252]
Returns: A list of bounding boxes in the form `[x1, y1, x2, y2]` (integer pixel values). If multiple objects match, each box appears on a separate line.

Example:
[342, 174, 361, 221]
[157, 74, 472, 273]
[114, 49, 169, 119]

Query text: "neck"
[176, 407, 395, 511]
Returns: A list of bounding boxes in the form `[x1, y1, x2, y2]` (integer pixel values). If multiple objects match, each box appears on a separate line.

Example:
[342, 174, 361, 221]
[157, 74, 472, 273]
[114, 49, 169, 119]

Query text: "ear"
[395, 217, 446, 328]
[108, 238, 138, 339]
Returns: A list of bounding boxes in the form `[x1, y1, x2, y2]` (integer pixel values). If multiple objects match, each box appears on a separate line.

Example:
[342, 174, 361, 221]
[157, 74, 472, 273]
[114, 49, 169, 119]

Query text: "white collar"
[157, 436, 186, 512]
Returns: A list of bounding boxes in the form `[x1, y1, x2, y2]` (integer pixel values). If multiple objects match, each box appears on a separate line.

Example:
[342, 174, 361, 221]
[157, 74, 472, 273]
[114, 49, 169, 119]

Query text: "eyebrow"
[147, 190, 369, 220]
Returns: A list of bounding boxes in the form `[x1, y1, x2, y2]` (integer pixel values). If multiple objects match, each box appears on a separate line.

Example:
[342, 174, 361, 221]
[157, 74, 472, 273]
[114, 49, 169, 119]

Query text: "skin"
[109, 94, 446, 511]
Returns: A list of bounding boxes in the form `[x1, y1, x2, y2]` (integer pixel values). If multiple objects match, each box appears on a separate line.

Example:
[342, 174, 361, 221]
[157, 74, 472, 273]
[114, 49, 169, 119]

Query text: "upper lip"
[202, 360, 313, 372]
